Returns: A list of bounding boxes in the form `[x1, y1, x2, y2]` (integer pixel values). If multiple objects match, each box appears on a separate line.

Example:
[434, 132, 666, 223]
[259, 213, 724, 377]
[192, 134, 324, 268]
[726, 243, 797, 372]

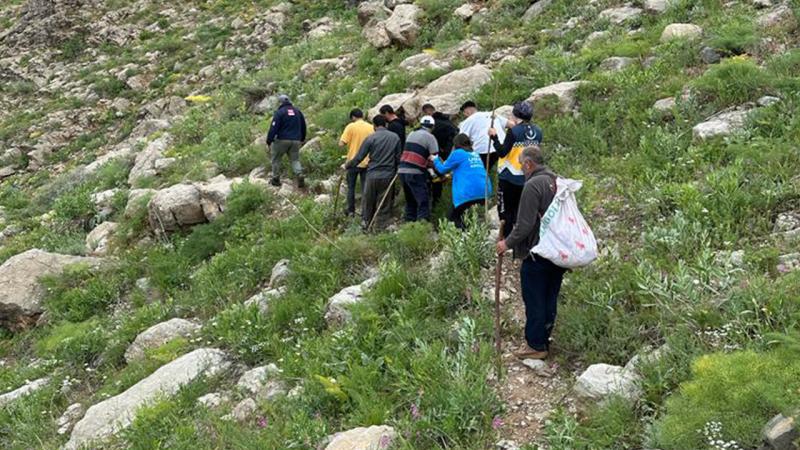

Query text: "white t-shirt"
[458, 112, 508, 155]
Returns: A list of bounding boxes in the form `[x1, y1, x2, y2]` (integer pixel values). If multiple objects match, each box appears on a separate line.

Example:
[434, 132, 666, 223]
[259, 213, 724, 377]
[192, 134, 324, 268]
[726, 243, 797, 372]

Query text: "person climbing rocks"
[342, 115, 402, 231]
[399, 115, 439, 222]
[489, 101, 543, 238]
[429, 133, 491, 230]
[458, 100, 508, 170]
[422, 103, 459, 209]
[267, 94, 308, 188]
[339, 108, 374, 216]
[380, 104, 406, 147]
[495, 145, 563, 360]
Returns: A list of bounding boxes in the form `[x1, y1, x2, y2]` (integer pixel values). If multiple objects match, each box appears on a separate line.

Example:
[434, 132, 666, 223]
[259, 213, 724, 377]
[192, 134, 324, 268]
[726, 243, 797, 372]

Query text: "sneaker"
[270, 177, 281, 187]
[512, 344, 548, 360]
[297, 176, 305, 189]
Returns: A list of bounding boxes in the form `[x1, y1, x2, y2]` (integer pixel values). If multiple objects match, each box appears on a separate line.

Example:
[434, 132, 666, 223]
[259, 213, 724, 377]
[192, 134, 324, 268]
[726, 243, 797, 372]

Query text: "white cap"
[420, 115, 435, 128]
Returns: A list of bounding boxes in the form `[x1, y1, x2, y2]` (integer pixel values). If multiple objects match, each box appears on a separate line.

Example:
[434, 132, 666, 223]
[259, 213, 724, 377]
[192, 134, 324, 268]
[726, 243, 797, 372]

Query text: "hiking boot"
[297, 176, 305, 189]
[512, 344, 548, 360]
[270, 177, 281, 187]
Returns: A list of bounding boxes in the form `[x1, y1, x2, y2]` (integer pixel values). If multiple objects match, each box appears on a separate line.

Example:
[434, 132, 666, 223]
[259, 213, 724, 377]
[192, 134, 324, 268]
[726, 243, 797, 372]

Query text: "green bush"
[652, 349, 800, 449]
[707, 18, 759, 56]
[36, 319, 107, 366]
[42, 264, 133, 322]
[693, 57, 774, 108]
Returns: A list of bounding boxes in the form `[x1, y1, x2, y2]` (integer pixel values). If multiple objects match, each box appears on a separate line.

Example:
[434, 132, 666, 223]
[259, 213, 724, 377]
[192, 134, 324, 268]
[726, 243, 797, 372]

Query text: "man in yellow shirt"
[339, 109, 374, 216]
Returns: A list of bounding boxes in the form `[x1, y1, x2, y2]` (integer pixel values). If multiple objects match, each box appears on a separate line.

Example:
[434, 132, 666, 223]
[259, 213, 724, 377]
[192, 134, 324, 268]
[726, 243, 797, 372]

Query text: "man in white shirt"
[458, 100, 507, 169]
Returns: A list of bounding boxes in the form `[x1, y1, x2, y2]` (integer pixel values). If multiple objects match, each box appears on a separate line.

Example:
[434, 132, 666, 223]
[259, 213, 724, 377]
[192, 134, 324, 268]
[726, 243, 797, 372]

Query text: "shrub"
[693, 57, 774, 108]
[35, 319, 107, 366]
[707, 18, 759, 56]
[652, 349, 800, 449]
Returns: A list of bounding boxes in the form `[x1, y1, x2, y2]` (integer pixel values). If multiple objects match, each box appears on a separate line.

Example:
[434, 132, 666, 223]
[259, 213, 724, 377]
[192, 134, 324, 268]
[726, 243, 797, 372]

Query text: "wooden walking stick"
[484, 81, 500, 219]
[366, 173, 399, 232]
[330, 171, 345, 220]
[494, 220, 506, 379]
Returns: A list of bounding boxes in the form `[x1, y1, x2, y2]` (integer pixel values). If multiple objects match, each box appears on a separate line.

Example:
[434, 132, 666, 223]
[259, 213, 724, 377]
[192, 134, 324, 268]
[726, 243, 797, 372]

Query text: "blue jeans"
[520, 255, 566, 351]
[346, 167, 366, 215]
[400, 173, 430, 222]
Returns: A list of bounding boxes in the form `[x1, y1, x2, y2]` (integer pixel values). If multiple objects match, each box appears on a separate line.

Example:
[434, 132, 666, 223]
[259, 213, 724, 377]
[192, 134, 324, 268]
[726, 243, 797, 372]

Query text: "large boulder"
[147, 184, 206, 232]
[574, 363, 641, 402]
[86, 221, 118, 256]
[692, 109, 751, 140]
[599, 6, 643, 24]
[324, 277, 379, 325]
[196, 175, 238, 222]
[64, 348, 229, 450]
[523, 0, 554, 20]
[398, 53, 451, 74]
[244, 286, 286, 314]
[123, 318, 202, 363]
[300, 56, 350, 78]
[363, 21, 391, 48]
[324, 425, 398, 450]
[527, 80, 588, 115]
[128, 134, 173, 186]
[368, 92, 416, 119]
[358, 1, 391, 26]
[236, 364, 286, 400]
[0, 377, 49, 407]
[407, 64, 493, 119]
[660, 23, 703, 42]
[0, 250, 104, 331]
[384, 4, 422, 46]
[644, 0, 677, 13]
[757, 4, 797, 30]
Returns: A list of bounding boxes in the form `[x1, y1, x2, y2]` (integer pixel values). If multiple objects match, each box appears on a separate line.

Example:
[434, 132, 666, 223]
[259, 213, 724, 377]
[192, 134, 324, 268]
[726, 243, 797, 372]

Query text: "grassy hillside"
[1, 0, 799, 449]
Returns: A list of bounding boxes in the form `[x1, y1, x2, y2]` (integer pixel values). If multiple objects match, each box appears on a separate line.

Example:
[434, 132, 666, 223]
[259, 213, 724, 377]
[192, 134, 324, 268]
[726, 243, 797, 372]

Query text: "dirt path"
[487, 257, 578, 449]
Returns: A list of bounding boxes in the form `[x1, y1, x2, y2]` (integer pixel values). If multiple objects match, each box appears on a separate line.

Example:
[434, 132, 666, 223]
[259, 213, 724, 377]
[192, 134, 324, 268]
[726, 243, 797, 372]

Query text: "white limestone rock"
[660, 23, 703, 42]
[123, 318, 201, 363]
[0, 377, 49, 407]
[324, 425, 398, 450]
[574, 363, 641, 402]
[65, 348, 229, 450]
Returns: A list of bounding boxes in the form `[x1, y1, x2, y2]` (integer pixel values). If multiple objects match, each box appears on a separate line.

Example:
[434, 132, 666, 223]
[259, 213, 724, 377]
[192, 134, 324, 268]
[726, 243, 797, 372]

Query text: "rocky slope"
[1, 0, 800, 449]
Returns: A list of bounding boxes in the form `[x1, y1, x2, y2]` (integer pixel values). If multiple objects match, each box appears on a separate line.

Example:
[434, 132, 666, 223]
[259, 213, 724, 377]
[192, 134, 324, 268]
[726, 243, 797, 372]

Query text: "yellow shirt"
[340, 119, 374, 169]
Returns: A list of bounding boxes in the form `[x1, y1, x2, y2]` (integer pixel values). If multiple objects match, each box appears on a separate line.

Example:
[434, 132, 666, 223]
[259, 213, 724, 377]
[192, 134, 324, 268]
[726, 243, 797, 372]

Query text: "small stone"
[574, 363, 641, 402]
[599, 6, 643, 24]
[599, 56, 635, 72]
[763, 414, 799, 450]
[757, 95, 781, 107]
[653, 97, 676, 113]
[522, 359, 553, 377]
[523, 0, 553, 20]
[269, 259, 291, 288]
[700, 46, 721, 64]
[56, 403, 85, 435]
[454, 3, 476, 20]
[197, 392, 228, 409]
[236, 364, 283, 399]
[230, 398, 257, 422]
[324, 425, 397, 450]
[496, 439, 521, 450]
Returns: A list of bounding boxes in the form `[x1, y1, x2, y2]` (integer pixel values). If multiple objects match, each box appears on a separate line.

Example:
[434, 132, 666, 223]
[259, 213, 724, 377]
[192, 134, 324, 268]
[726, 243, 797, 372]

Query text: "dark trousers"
[520, 255, 566, 351]
[362, 175, 393, 230]
[431, 180, 443, 208]
[346, 167, 367, 215]
[498, 179, 523, 238]
[400, 173, 430, 222]
[449, 199, 484, 230]
[479, 152, 498, 170]
[270, 140, 303, 178]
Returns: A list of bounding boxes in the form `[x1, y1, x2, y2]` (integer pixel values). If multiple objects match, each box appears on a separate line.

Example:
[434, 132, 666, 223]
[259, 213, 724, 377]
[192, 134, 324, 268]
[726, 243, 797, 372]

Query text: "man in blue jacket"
[429, 134, 491, 229]
[267, 95, 307, 188]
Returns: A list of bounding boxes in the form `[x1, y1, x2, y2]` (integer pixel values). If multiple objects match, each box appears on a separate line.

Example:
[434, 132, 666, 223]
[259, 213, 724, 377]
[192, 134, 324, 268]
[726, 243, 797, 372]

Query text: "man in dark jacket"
[379, 104, 406, 147]
[496, 145, 564, 361]
[422, 103, 459, 208]
[343, 115, 402, 231]
[267, 95, 307, 188]
[399, 115, 439, 222]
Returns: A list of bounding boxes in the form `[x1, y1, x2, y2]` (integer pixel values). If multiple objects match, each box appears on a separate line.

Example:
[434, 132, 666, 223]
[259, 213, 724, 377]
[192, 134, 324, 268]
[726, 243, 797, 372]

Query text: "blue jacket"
[267, 103, 307, 145]
[433, 148, 491, 208]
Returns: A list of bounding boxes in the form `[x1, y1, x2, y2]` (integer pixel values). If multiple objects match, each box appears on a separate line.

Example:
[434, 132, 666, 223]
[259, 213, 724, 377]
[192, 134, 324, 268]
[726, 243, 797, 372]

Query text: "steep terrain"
[1, 0, 800, 449]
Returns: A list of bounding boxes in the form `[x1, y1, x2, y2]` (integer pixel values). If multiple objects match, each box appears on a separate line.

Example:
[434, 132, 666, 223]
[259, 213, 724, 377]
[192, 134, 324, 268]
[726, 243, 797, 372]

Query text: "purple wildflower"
[492, 416, 504, 430]
[257, 416, 268, 428]
[410, 403, 421, 420]
[380, 434, 392, 448]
